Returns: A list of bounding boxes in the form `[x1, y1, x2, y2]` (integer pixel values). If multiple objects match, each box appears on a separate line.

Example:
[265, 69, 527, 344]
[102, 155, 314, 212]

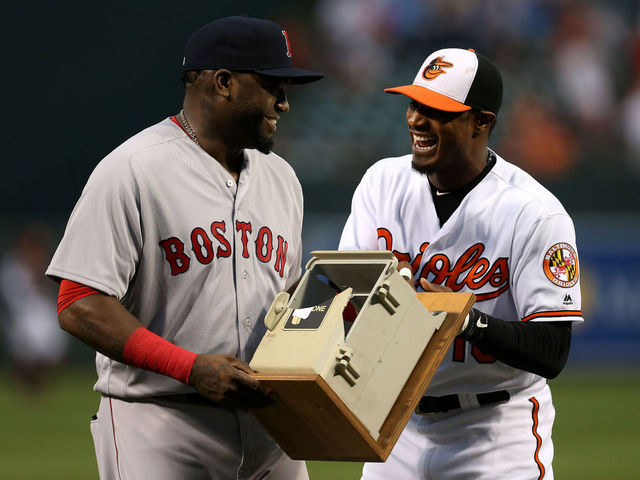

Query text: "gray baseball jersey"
[46, 117, 303, 398]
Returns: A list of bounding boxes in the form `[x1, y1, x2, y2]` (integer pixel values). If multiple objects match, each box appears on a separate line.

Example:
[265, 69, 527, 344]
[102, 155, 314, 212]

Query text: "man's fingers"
[233, 370, 273, 397]
[228, 357, 253, 375]
[397, 261, 412, 279]
[419, 277, 453, 292]
[228, 372, 274, 408]
[397, 261, 415, 289]
[190, 354, 274, 408]
[233, 369, 262, 390]
[394, 264, 453, 293]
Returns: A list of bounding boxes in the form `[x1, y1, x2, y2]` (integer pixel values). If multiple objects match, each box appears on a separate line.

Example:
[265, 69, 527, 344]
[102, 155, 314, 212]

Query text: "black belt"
[416, 390, 510, 414]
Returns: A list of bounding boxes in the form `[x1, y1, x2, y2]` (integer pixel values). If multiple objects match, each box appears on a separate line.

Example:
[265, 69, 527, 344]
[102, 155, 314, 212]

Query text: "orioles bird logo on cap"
[422, 57, 454, 80]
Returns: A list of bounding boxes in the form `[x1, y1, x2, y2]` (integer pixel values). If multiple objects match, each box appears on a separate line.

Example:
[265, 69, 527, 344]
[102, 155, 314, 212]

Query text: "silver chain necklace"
[179, 109, 201, 146]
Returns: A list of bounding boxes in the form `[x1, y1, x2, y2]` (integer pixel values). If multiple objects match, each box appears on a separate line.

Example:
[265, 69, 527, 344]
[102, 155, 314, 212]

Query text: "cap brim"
[256, 66, 325, 84]
[384, 85, 471, 112]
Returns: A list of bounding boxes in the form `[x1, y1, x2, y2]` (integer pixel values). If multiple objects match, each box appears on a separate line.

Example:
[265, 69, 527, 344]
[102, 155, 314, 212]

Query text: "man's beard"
[232, 104, 274, 154]
[411, 158, 434, 176]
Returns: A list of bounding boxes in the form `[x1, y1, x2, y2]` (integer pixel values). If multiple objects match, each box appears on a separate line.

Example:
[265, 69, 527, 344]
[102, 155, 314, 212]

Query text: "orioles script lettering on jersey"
[377, 227, 509, 301]
[159, 220, 289, 277]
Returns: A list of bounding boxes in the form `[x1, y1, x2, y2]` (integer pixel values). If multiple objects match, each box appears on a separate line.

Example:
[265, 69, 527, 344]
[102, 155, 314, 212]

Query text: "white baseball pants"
[362, 383, 555, 480]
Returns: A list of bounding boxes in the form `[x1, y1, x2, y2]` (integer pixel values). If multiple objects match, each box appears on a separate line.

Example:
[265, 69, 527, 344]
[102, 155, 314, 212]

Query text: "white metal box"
[249, 250, 446, 440]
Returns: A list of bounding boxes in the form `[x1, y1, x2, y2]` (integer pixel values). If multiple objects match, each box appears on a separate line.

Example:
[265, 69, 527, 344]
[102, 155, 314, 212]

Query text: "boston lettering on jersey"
[159, 220, 288, 277]
[377, 228, 509, 301]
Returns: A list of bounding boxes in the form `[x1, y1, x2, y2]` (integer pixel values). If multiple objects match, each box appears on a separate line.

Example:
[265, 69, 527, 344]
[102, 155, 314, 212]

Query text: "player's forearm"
[58, 292, 142, 361]
[461, 311, 572, 379]
[59, 293, 198, 384]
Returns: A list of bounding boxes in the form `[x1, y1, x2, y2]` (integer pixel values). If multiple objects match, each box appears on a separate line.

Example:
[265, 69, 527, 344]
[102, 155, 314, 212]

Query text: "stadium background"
[1, 0, 638, 478]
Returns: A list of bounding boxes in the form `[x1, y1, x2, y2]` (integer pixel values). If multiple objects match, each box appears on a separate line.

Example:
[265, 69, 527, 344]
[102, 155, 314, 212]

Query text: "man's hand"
[398, 267, 471, 334]
[418, 278, 472, 333]
[397, 261, 455, 293]
[188, 354, 273, 409]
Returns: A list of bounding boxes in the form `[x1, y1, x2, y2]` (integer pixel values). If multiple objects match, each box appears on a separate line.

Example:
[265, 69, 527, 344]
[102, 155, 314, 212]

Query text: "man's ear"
[474, 110, 496, 135]
[212, 69, 234, 98]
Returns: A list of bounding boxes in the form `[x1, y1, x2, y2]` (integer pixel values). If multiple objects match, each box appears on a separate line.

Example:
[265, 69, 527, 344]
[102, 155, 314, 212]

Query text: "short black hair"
[471, 108, 498, 134]
[180, 70, 203, 86]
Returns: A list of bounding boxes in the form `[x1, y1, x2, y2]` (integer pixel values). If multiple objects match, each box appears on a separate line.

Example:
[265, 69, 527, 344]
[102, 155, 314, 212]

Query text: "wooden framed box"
[249, 251, 475, 461]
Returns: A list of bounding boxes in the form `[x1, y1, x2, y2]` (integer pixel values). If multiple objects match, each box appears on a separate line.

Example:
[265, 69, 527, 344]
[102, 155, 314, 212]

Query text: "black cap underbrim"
[255, 66, 325, 84]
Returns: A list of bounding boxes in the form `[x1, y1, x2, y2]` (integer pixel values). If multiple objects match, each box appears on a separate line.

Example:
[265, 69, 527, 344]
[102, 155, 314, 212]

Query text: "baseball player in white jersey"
[46, 16, 323, 480]
[339, 48, 583, 480]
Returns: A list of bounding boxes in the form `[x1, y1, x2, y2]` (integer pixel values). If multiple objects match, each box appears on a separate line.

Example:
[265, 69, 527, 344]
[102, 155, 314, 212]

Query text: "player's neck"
[204, 140, 244, 181]
[428, 149, 490, 192]
[218, 149, 244, 182]
[179, 104, 244, 181]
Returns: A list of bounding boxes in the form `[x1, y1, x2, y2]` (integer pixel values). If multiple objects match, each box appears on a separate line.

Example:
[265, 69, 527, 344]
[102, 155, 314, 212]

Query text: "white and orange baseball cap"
[385, 48, 503, 114]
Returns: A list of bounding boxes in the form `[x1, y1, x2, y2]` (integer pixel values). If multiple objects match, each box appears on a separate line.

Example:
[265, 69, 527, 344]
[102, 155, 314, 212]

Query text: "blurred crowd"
[0, 224, 68, 394]
[276, 0, 640, 196]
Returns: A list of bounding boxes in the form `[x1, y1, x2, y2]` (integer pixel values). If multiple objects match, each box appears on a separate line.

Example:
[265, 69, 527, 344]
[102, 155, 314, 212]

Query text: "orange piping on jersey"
[529, 397, 545, 479]
[521, 310, 582, 322]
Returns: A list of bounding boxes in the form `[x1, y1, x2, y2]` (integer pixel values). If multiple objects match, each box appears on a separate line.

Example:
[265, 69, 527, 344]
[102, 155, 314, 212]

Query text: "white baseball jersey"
[339, 150, 583, 397]
[46, 117, 303, 398]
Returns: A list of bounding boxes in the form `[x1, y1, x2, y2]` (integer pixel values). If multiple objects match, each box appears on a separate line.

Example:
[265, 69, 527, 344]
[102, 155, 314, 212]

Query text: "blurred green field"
[0, 367, 638, 480]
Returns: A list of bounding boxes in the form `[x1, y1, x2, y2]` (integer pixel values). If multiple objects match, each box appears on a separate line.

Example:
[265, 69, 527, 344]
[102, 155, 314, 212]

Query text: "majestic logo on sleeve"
[422, 57, 454, 80]
[543, 242, 579, 288]
[159, 220, 289, 278]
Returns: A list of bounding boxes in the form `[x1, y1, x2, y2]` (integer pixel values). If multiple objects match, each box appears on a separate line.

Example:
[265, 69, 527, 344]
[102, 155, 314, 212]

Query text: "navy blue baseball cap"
[182, 16, 325, 84]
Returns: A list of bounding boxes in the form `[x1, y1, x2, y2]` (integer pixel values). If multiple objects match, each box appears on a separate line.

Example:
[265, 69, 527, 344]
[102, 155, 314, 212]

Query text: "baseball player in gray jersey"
[340, 48, 582, 479]
[46, 16, 323, 480]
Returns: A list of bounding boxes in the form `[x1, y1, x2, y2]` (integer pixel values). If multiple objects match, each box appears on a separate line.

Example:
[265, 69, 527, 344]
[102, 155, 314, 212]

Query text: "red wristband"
[122, 328, 198, 384]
